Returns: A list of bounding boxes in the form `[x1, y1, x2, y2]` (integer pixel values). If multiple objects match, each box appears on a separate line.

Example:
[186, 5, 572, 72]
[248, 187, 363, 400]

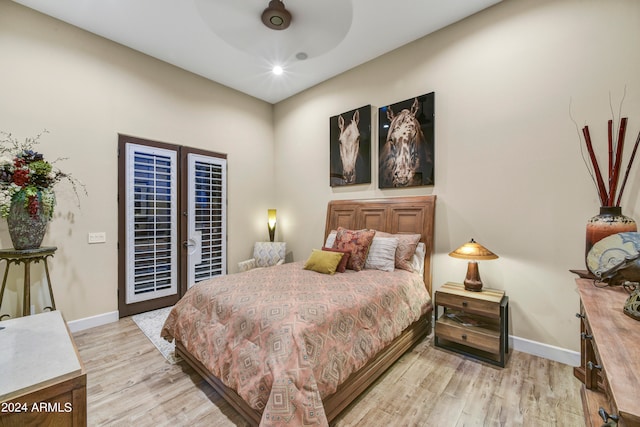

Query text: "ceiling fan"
[197, 0, 352, 65]
[261, 0, 292, 30]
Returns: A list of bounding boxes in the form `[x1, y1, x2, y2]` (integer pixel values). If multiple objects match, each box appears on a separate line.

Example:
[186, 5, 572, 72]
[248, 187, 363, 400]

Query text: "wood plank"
[74, 317, 584, 426]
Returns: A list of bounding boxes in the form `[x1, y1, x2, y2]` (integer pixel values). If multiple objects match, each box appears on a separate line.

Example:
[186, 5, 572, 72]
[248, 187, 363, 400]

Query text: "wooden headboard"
[324, 195, 436, 295]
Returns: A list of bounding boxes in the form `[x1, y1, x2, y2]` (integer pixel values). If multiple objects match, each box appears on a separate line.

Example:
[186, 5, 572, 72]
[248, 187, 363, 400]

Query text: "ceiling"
[12, 0, 502, 104]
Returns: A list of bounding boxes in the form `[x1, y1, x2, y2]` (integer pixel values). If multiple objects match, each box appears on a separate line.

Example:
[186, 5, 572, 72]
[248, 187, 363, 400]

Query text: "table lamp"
[449, 238, 498, 292]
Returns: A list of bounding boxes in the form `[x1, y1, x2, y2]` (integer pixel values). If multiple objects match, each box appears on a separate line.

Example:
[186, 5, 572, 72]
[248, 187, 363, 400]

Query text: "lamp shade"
[449, 238, 498, 260]
[267, 209, 277, 242]
[449, 238, 498, 292]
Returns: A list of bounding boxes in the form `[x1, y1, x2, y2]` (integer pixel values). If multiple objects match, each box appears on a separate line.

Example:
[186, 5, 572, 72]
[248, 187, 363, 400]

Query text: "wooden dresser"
[574, 278, 640, 427]
[0, 311, 86, 427]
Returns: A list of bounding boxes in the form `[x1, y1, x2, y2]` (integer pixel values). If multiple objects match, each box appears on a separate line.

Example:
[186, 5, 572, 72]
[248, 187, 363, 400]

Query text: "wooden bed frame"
[176, 195, 436, 425]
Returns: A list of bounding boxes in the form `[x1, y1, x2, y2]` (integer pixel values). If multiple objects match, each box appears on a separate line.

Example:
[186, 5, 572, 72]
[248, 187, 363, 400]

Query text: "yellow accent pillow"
[303, 249, 344, 275]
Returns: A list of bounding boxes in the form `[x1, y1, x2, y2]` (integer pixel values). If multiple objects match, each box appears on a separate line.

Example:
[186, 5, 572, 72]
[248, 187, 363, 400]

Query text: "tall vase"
[7, 201, 49, 250]
[585, 206, 637, 260]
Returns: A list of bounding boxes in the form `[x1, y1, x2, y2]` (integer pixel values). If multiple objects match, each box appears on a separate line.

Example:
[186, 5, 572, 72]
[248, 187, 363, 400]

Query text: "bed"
[161, 195, 436, 426]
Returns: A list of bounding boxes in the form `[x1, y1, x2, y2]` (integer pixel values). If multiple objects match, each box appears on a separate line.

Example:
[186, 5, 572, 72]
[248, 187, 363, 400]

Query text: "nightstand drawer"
[435, 318, 500, 354]
[436, 291, 500, 318]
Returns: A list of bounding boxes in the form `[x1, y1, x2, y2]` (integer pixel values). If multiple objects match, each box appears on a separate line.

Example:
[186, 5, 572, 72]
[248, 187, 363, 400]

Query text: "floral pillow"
[332, 227, 376, 271]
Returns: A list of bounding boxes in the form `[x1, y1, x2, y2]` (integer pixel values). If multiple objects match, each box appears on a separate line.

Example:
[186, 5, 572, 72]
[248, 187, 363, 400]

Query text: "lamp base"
[463, 261, 483, 292]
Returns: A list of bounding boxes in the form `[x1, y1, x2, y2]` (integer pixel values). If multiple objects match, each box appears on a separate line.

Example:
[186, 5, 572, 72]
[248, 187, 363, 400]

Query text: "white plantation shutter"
[187, 154, 226, 287]
[125, 144, 178, 303]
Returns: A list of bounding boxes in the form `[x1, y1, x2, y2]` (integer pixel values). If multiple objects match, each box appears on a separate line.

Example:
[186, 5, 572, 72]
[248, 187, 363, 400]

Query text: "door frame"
[117, 135, 227, 317]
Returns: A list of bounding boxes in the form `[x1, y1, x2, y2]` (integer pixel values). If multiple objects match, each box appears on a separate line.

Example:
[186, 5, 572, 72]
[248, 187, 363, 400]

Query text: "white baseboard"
[67, 310, 119, 333]
[511, 335, 580, 367]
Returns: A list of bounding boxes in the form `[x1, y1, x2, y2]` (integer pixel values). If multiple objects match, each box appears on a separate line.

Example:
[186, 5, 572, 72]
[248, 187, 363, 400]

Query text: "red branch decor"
[582, 117, 639, 207]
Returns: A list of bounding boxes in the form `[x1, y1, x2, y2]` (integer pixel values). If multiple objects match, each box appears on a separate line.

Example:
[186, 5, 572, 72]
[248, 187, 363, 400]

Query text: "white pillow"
[410, 242, 426, 275]
[324, 230, 337, 248]
[365, 237, 398, 272]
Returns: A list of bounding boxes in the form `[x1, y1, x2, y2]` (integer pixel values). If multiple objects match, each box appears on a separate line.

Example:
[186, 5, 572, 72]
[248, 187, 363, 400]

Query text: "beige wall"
[274, 0, 640, 352]
[0, 1, 275, 321]
[2, 0, 640, 353]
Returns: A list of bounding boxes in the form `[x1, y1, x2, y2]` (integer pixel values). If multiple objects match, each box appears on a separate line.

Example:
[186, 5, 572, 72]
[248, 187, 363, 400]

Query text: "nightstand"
[434, 282, 509, 367]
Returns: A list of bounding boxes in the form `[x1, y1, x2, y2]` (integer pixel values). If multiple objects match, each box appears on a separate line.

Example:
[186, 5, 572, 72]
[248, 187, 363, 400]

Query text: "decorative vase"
[7, 201, 49, 250]
[585, 206, 637, 260]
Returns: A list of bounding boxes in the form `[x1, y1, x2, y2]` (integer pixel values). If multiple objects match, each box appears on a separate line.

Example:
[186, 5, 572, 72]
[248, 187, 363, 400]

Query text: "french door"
[117, 135, 227, 317]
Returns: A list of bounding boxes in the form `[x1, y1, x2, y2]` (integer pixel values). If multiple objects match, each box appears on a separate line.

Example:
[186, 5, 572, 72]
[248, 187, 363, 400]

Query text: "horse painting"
[330, 106, 371, 186]
[338, 110, 360, 184]
[379, 94, 434, 188]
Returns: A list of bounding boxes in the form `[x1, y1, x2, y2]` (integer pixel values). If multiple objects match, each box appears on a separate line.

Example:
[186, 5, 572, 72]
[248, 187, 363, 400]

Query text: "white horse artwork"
[330, 106, 371, 186]
[337, 110, 360, 184]
[379, 97, 433, 188]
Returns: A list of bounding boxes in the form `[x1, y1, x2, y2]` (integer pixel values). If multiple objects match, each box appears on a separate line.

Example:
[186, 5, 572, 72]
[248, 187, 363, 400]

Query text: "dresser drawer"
[436, 291, 500, 318]
[435, 318, 500, 354]
[582, 315, 603, 370]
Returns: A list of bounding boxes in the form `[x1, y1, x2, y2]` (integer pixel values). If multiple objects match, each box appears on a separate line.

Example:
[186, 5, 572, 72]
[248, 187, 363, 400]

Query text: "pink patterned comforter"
[161, 261, 431, 426]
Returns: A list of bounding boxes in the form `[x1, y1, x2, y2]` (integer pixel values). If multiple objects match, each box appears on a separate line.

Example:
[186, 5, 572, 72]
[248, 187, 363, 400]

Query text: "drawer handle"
[575, 313, 585, 319]
[587, 361, 602, 371]
[581, 332, 593, 340]
[598, 407, 619, 424]
[462, 301, 468, 307]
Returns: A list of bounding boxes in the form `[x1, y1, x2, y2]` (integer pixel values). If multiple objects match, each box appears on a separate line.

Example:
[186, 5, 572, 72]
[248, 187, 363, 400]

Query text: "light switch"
[88, 232, 106, 244]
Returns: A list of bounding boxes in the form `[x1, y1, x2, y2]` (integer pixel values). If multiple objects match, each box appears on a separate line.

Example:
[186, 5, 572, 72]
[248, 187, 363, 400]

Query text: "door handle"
[184, 231, 203, 265]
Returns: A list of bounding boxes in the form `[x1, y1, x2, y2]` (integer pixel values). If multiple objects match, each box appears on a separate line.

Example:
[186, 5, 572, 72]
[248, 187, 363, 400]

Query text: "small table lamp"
[449, 238, 498, 292]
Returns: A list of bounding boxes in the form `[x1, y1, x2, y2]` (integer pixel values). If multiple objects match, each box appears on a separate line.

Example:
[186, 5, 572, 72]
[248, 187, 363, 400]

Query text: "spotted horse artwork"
[379, 94, 434, 188]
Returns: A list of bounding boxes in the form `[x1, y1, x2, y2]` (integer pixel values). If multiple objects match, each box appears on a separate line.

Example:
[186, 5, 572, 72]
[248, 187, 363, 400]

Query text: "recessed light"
[272, 65, 284, 75]
[296, 52, 308, 60]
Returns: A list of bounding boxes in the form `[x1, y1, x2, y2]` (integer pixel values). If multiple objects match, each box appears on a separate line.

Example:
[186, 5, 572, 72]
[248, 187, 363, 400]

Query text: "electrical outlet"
[88, 232, 106, 244]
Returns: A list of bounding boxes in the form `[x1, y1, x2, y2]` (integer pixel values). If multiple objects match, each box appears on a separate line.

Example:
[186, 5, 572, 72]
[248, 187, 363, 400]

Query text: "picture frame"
[378, 92, 434, 188]
[329, 105, 371, 187]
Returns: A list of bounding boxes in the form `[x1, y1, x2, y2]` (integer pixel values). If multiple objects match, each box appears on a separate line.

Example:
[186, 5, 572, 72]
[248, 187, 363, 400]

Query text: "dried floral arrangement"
[575, 97, 640, 207]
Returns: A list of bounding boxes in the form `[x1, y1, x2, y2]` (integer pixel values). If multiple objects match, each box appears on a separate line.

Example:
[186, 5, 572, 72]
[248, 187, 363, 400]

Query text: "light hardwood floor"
[73, 317, 585, 426]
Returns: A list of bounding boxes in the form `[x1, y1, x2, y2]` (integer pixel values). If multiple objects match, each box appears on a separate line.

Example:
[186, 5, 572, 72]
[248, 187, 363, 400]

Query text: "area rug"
[132, 306, 181, 364]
